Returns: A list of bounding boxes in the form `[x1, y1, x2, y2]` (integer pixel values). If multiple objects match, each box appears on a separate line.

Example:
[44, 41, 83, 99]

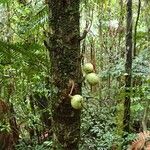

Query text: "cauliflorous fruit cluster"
[83, 63, 99, 86]
[70, 63, 99, 109]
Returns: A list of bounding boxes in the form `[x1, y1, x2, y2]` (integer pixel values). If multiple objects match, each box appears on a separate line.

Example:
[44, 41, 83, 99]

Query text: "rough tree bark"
[48, 0, 82, 149]
[123, 0, 133, 132]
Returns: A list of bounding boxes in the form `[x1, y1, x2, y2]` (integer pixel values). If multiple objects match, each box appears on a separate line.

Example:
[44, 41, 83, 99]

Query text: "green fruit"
[86, 73, 99, 85]
[83, 63, 94, 74]
[71, 95, 83, 109]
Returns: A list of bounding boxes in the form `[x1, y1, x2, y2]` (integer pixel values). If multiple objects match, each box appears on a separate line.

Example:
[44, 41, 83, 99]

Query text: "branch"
[79, 20, 92, 41]
[79, 23, 92, 41]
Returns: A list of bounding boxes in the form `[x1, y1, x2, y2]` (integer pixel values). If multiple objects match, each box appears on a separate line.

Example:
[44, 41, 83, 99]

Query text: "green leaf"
[0, 0, 10, 4]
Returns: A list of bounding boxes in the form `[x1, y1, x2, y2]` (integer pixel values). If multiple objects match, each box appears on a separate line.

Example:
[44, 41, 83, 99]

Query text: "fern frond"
[129, 131, 150, 150]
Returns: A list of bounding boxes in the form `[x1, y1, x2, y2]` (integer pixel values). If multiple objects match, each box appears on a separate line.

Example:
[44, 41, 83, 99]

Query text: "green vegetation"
[0, 0, 150, 150]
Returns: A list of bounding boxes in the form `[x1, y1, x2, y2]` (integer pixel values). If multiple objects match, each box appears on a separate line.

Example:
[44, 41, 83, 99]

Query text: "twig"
[69, 80, 75, 97]
[133, 0, 141, 57]
[79, 9, 93, 41]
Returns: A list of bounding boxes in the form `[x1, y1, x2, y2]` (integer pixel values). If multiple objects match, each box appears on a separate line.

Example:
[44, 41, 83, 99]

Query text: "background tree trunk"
[123, 0, 133, 133]
[48, 0, 81, 149]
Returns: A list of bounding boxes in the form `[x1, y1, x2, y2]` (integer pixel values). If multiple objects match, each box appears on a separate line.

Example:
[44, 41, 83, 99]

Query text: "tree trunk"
[123, 0, 133, 132]
[48, 1, 81, 149]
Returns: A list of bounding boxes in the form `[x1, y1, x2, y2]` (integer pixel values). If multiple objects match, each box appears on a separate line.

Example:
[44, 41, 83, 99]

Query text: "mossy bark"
[48, 0, 81, 149]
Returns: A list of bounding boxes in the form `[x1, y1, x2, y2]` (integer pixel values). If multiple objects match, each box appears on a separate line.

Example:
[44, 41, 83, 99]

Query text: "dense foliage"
[0, 0, 150, 149]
